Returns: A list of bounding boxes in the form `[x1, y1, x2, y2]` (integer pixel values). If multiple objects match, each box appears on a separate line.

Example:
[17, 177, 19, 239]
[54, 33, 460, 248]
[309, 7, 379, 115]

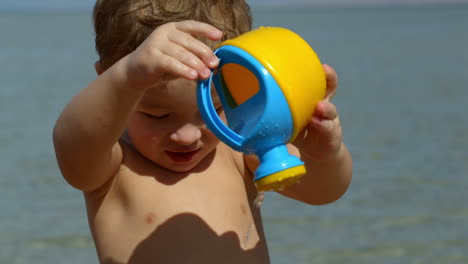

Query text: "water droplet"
[254, 191, 265, 208]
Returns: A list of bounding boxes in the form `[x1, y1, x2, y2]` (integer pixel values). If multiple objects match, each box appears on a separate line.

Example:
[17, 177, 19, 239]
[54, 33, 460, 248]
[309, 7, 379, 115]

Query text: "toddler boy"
[53, 0, 352, 263]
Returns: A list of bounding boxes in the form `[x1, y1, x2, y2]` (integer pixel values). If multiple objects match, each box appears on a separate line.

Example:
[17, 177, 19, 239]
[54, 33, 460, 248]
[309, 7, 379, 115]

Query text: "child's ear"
[94, 60, 104, 75]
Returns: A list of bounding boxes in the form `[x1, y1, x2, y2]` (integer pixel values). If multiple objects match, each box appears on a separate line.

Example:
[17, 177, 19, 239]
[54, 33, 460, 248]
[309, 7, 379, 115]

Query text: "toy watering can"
[197, 27, 326, 191]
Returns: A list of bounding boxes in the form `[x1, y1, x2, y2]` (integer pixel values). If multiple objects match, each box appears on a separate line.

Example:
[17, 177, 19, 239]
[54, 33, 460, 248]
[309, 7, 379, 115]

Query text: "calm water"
[1, 5, 467, 264]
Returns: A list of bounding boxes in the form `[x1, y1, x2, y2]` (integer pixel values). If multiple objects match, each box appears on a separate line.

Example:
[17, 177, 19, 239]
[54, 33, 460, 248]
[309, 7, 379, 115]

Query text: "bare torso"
[84, 142, 270, 264]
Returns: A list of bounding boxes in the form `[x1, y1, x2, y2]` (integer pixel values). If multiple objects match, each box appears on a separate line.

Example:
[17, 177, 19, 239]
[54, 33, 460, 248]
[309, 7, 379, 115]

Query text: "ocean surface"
[1, 5, 467, 264]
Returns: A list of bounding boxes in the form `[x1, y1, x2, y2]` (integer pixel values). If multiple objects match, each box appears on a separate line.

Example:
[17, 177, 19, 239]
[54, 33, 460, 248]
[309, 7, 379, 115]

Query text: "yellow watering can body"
[197, 27, 326, 191]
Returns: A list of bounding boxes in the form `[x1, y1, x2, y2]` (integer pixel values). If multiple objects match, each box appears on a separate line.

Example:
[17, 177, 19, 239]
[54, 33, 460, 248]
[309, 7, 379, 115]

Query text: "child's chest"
[117, 156, 261, 237]
[91, 151, 267, 259]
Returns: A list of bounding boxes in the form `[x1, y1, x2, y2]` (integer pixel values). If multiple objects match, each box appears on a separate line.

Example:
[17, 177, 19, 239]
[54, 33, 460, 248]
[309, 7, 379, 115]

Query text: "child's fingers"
[162, 41, 212, 79]
[311, 117, 334, 134]
[175, 20, 223, 41]
[167, 31, 218, 71]
[310, 116, 342, 149]
[315, 101, 337, 121]
[323, 64, 338, 100]
[156, 54, 199, 80]
[173, 21, 222, 68]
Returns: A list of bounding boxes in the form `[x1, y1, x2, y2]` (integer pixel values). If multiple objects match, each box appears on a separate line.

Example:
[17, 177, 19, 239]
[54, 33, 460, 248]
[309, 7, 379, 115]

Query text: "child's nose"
[170, 123, 202, 145]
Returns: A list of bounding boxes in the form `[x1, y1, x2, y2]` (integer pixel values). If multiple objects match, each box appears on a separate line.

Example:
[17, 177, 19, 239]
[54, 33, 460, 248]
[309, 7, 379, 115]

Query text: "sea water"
[1, 5, 468, 264]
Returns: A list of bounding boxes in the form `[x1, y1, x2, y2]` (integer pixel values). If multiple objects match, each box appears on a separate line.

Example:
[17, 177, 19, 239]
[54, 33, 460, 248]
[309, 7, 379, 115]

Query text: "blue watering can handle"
[197, 72, 244, 150]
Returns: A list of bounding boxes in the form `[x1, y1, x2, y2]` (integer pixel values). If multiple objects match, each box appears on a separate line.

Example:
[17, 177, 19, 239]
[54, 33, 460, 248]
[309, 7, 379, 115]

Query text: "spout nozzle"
[253, 145, 306, 191]
[254, 165, 305, 192]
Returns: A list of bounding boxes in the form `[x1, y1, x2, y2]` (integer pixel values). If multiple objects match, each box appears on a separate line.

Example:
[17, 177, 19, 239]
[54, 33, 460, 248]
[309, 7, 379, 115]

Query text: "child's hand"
[293, 64, 343, 162]
[122, 20, 223, 89]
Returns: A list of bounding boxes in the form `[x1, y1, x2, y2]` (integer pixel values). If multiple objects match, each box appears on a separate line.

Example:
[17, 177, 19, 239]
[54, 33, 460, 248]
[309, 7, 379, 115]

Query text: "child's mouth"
[165, 149, 200, 163]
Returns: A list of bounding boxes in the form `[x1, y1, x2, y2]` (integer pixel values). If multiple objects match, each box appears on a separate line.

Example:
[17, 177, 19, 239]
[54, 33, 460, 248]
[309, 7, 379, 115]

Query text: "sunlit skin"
[126, 78, 224, 173]
[53, 20, 352, 263]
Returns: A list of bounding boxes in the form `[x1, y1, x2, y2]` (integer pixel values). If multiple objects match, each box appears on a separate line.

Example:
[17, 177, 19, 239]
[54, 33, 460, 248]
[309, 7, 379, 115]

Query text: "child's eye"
[143, 112, 169, 119]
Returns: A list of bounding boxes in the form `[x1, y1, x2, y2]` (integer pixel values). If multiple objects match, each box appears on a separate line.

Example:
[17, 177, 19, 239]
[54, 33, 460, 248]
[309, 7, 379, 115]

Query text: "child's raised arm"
[53, 21, 222, 193]
[280, 65, 352, 205]
[242, 65, 352, 204]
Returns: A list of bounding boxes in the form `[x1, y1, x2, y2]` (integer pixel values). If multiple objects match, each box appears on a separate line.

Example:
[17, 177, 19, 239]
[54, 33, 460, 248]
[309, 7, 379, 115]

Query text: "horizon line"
[1, 2, 467, 13]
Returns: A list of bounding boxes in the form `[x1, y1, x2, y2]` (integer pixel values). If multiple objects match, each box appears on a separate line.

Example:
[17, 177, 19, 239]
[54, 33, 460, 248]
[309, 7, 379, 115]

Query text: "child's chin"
[167, 164, 196, 173]
[163, 158, 200, 173]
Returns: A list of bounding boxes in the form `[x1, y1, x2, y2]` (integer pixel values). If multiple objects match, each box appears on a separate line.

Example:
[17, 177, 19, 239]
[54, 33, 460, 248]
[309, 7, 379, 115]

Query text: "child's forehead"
[140, 78, 220, 108]
[148, 77, 192, 94]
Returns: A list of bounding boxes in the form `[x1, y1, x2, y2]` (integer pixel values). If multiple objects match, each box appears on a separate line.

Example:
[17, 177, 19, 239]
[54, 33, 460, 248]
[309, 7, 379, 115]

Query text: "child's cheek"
[128, 114, 161, 142]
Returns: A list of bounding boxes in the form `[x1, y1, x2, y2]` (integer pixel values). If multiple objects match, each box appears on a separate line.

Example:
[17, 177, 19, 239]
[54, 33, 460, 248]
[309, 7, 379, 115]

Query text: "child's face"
[126, 78, 223, 172]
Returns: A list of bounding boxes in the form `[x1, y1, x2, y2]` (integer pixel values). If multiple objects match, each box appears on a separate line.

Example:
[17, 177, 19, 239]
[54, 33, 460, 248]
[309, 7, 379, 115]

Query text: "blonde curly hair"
[93, 0, 252, 69]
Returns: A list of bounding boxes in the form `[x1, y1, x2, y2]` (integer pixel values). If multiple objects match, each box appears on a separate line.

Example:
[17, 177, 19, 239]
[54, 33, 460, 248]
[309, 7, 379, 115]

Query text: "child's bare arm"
[53, 60, 143, 192]
[53, 21, 222, 192]
[278, 65, 353, 205]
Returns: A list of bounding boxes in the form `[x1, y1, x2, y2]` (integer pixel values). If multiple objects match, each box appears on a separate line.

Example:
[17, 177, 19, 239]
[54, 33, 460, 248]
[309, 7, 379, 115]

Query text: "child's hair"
[93, 0, 253, 70]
